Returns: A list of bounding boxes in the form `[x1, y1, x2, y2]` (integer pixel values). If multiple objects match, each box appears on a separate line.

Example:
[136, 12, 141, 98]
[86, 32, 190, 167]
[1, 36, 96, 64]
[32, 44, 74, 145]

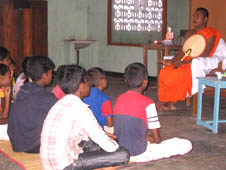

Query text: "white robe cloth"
[191, 38, 226, 95]
[130, 137, 192, 162]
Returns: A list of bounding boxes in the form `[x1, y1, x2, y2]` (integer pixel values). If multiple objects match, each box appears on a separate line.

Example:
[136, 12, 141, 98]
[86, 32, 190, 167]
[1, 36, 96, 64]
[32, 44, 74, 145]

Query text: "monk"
[157, 8, 221, 111]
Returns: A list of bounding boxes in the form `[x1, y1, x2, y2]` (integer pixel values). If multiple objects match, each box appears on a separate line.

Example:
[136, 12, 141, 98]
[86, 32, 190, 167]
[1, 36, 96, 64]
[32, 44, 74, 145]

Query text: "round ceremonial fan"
[181, 34, 206, 61]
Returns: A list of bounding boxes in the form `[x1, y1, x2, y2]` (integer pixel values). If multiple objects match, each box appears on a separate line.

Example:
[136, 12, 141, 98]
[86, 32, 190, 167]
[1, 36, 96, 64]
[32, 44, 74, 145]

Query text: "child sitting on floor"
[0, 46, 12, 121]
[0, 64, 12, 120]
[52, 66, 114, 129]
[83, 67, 113, 129]
[113, 62, 192, 162]
[9, 59, 16, 91]
[7, 56, 58, 153]
[40, 65, 129, 170]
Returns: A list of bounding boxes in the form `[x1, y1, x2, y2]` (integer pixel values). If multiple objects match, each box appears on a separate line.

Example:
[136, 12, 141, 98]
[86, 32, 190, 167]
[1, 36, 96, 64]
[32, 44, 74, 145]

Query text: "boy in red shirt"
[114, 62, 192, 162]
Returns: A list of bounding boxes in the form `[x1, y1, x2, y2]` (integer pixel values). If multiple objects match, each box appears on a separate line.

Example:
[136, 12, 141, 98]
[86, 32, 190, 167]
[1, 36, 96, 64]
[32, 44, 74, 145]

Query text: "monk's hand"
[174, 62, 180, 68]
[157, 59, 172, 66]
[174, 59, 192, 69]
[174, 60, 186, 68]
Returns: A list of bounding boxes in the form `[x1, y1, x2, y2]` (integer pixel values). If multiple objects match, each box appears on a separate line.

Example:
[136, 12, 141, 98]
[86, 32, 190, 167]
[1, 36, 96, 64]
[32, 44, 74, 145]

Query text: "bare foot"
[156, 102, 169, 111]
[167, 102, 176, 111]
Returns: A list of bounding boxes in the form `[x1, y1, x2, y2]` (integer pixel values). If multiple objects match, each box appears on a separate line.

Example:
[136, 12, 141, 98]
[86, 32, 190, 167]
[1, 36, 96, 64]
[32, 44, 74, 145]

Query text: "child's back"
[40, 65, 129, 170]
[7, 56, 58, 153]
[83, 87, 113, 128]
[114, 90, 159, 156]
[113, 63, 192, 162]
[83, 67, 113, 128]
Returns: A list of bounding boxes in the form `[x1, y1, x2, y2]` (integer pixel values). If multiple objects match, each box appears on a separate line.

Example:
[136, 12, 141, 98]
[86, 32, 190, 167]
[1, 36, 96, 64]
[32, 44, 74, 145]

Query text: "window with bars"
[113, 0, 163, 32]
[108, 0, 166, 46]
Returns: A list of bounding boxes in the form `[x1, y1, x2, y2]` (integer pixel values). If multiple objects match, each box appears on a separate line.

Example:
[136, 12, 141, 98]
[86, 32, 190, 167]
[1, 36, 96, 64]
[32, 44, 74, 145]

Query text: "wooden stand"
[143, 44, 181, 76]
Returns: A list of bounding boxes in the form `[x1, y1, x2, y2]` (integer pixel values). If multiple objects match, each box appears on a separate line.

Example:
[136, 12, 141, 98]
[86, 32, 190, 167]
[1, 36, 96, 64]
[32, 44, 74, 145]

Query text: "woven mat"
[0, 140, 124, 170]
[0, 140, 41, 170]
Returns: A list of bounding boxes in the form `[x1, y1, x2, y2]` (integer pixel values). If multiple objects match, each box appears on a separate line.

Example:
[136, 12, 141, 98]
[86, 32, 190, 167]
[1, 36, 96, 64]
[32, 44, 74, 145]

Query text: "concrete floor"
[105, 77, 226, 170]
[1, 76, 225, 170]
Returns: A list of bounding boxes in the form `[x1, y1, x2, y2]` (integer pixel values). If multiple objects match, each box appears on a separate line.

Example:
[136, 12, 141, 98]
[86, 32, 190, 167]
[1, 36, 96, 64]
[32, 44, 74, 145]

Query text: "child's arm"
[102, 100, 113, 127]
[106, 116, 113, 127]
[146, 103, 162, 143]
[80, 107, 119, 152]
[146, 129, 162, 144]
[1, 86, 11, 119]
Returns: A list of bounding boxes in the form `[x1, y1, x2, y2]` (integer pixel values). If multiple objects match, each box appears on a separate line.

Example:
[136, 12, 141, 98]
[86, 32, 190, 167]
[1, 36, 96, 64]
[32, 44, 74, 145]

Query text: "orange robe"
[158, 27, 221, 103]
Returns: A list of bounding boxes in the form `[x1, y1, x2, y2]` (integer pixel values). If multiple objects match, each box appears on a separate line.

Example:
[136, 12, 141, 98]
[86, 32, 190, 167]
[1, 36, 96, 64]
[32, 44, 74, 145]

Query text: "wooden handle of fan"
[180, 48, 192, 61]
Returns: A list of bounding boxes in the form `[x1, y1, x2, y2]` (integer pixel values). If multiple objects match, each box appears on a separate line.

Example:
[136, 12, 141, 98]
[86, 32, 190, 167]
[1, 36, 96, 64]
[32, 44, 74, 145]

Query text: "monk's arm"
[171, 51, 185, 64]
[200, 36, 215, 57]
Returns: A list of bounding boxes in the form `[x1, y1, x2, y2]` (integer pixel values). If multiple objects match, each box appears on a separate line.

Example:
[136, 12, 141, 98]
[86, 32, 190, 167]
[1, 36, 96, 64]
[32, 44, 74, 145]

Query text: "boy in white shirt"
[40, 65, 129, 170]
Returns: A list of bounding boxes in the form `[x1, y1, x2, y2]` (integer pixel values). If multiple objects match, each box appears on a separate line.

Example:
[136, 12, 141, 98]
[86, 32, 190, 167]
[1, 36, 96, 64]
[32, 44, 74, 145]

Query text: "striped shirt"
[113, 90, 160, 156]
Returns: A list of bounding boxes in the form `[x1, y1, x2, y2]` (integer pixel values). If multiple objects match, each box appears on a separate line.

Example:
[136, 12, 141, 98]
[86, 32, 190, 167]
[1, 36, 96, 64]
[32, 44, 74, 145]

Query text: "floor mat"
[0, 140, 125, 170]
[0, 140, 41, 170]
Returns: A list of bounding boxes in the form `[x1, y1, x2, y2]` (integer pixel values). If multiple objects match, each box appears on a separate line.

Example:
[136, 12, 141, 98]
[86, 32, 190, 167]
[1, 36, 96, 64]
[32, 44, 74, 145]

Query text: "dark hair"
[21, 56, 30, 74]
[0, 46, 10, 62]
[59, 65, 87, 94]
[56, 65, 68, 82]
[196, 8, 209, 18]
[26, 56, 55, 81]
[10, 58, 16, 66]
[20, 56, 31, 83]
[87, 67, 106, 87]
[124, 63, 148, 88]
[0, 64, 10, 76]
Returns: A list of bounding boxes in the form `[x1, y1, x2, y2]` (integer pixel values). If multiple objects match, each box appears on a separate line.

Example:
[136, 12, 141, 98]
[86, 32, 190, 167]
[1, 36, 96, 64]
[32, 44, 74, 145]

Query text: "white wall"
[48, 0, 88, 67]
[85, 0, 157, 76]
[48, 0, 189, 77]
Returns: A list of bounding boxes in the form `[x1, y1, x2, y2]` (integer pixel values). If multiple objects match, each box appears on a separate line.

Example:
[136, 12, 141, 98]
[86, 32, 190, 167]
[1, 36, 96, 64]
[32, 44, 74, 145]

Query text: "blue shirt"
[83, 87, 113, 128]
